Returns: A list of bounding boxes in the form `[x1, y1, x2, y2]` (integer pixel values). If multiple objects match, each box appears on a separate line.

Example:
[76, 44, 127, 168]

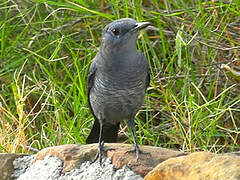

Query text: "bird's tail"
[86, 119, 120, 144]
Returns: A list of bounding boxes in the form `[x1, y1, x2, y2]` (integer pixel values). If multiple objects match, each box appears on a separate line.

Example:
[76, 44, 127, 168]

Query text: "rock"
[18, 155, 63, 180]
[59, 158, 143, 180]
[12, 155, 35, 179]
[17, 155, 142, 180]
[0, 153, 28, 180]
[144, 151, 240, 180]
[2, 144, 240, 179]
[31, 144, 95, 172]
[106, 143, 187, 177]
[31, 143, 187, 177]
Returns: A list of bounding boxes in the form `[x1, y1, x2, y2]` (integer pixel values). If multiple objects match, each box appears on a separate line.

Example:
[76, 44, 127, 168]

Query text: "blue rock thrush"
[86, 18, 150, 165]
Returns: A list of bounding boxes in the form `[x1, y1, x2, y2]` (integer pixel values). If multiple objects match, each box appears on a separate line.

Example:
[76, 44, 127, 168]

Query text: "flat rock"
[3, 144, 240, 179]
[31, 143, 187, 177]
[18, 155, 143, 180]
[106, 143, 187, 177]
[144, 151, 240, 180]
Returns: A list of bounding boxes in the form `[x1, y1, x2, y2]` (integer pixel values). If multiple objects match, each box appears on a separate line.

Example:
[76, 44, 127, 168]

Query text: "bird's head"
[100, 18, 150, 55]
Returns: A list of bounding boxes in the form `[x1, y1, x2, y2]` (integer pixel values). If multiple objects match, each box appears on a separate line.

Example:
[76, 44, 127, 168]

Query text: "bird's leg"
[91, 121, 104, 166]
[126, 119, 149, 159]
[91, 121, 114, 166]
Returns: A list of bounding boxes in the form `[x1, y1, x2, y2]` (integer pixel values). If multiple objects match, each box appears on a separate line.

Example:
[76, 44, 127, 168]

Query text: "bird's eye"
[111, 28, 120, 36]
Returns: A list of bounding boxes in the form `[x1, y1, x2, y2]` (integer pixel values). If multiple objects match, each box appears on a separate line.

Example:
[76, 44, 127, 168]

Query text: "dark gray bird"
[86, 18, 150, 165]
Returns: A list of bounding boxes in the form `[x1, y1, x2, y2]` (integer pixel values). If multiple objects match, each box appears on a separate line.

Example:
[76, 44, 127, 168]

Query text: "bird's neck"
[100, 44, 137, 61]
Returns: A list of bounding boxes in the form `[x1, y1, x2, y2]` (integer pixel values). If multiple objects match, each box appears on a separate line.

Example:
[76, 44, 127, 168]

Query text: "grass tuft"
[0, 0, 239, 153]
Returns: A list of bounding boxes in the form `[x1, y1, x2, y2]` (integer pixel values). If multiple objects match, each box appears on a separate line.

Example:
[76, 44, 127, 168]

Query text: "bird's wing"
[86, 58, 100, 144]
[86, 57, 120, 143]
[87, 61, 96, 94]
[87, 59, 97, 117]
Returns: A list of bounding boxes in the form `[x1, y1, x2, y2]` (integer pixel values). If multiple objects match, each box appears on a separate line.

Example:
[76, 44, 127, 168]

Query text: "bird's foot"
[91, 141, 114, 166]
[126, 144, 149, 159]
[91, 141, 104, 166]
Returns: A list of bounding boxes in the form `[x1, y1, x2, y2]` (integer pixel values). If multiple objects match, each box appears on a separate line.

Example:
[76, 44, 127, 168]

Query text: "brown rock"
[144, 152, 240, 180]
[32, 143, 187, 176]
[5, 144, 240, 179]
[0, 153, 27, 180]
[106, 143, 187, 177]
[31, 144, 96, 172]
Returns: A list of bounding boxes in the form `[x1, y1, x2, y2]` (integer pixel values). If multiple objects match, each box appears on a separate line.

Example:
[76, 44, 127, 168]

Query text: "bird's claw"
[126, 145, 149, 159]
[91, 141, 115, 166]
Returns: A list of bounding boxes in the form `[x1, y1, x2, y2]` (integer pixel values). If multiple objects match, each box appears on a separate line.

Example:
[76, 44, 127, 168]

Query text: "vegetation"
[0, 0, 240, 153]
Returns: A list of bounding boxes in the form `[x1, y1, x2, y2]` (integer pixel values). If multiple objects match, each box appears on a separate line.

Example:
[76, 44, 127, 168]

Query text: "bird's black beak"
[132, 22, 151, 32]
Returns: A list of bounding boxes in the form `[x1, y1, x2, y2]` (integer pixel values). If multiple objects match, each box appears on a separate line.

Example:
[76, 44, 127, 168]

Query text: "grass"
[0, 0, 240, 154]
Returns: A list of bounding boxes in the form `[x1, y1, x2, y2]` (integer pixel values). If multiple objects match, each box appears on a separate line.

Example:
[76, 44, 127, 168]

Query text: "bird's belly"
[90, 84, 145, 124]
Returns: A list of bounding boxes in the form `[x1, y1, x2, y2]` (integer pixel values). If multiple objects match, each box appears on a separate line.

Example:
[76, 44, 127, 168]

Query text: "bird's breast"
[90, 72, 146, 124]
